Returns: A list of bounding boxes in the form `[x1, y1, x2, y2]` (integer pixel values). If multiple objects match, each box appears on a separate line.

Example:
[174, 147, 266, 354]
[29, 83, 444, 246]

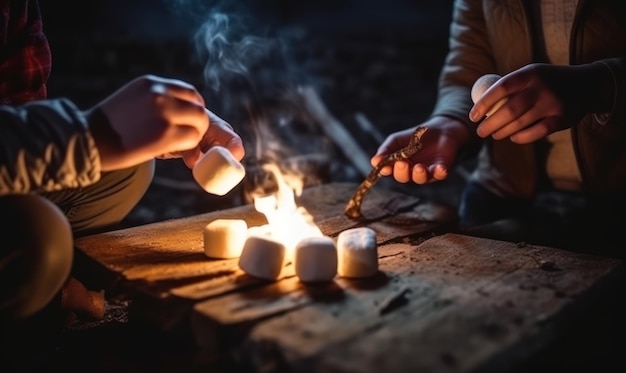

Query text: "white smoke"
[194, 12, 275, 92]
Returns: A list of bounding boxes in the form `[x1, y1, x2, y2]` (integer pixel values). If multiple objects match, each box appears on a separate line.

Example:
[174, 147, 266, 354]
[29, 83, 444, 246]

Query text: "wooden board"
[73, 182, 625, 371]
[74, 183, 448, 329]
[235, 234, 623, 372]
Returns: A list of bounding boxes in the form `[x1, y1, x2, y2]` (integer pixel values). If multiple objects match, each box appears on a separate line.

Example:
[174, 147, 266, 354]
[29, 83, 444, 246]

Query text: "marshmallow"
[337, 227, 378, 278]
[294, 236, 337, 283]
[471, 73, 507, 117]
[192, 146, 246, 196]
[239, 235, 286, 280]
[203, 219, 248, 259]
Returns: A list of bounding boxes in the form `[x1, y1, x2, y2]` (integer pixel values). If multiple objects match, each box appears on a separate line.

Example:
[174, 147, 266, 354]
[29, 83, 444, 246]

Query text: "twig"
[300, 86, 373, 177]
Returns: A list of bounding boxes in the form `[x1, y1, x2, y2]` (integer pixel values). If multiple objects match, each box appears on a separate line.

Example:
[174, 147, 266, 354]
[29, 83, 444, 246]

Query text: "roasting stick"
[344, 126, 428, 220]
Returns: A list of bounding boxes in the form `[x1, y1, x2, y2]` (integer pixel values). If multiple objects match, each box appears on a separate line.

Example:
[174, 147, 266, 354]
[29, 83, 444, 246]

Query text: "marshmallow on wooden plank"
[294, 236, 337, 283]
[337, 227, 378, 278]
[203, 219, 248, 259]
[192, 146, 246, 195]
[471, 73, 507, 117]
[239, 235, 285, 280]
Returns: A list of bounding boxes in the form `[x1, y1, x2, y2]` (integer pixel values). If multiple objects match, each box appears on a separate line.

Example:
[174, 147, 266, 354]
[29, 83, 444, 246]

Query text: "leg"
[44, 160, 155, 237]
[0, 194, 73, 366]
[0, 194, 73, 321]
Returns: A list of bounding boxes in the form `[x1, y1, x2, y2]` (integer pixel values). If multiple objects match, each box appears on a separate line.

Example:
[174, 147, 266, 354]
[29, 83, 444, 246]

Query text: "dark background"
[24, 2, 626, 371]
[31, 1, 465, 369]
[37, 0, 462, 227]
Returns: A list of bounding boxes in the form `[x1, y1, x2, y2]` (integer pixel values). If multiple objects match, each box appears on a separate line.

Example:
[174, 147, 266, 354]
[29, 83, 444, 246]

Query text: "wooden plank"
[228, 234, 624, 372]
[74, 183, 439, 292]
[73, 183, 451, 334]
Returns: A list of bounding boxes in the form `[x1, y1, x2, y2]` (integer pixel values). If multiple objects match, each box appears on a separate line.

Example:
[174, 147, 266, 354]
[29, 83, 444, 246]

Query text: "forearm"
[430, 0, 490, 146]
[0, 99, 101, 194]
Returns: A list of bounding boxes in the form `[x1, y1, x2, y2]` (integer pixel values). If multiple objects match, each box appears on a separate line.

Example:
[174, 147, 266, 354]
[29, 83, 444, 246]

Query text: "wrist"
[86, 108, 122, 171]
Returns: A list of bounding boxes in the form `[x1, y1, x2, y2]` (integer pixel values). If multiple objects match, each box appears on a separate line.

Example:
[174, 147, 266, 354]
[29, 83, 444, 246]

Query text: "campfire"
[202, 160, 379, 283]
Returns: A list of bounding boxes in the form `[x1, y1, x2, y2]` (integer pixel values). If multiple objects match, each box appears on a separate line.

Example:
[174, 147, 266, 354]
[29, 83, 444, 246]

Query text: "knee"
[0, 195, 73, 320]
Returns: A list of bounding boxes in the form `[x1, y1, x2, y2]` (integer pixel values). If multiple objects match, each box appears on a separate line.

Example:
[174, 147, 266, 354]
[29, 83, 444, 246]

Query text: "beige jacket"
[0, 98, 101, 194]
[430, 0, 626, 199]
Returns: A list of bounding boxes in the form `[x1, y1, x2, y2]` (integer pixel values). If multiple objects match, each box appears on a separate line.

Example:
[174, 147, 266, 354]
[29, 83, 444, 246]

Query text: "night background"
[34, 0, 469, 369]
[18, 2, 626, 371]
[38, 0, 462, 227]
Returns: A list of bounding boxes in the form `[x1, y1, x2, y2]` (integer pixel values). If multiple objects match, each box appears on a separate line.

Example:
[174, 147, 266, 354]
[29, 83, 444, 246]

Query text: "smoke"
[193, 12, 275, 92]
[169, 1, 341, 200]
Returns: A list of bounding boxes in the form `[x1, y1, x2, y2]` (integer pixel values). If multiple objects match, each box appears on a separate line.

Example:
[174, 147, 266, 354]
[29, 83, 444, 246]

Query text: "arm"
[430, 0, 492, 149]
[0, 75, 246, 195]
[0, 98, 100, 194]
[371, 0, 488, 184]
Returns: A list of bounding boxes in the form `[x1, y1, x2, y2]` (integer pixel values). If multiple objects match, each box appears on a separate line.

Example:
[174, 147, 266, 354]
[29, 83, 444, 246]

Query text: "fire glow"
[254, 164, 324, 251]
[250, 163, 323, 260]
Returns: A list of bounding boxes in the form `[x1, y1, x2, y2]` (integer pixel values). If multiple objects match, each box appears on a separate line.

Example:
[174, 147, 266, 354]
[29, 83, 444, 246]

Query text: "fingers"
[180, 109, 246, 169]
[469, 80, 510, 122]
[206, 110, 245, 161]
[410, 163, 448, 184]
[162, 99, 210, 147]
[472, 84, 560, 142]
[509, 116, 556, 143]
[181, 148, 202, 169]
[388, 161, 448, 185]
[371, 154, 392, 176]
[150, 76, 206, 106]
[393, 160, 411, 183]
[476, 96, 532, 139]
[142, 77, 210, 150]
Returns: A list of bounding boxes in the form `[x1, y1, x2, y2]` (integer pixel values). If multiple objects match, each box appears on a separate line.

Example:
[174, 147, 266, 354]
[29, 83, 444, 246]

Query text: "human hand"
[469, 63, 611, 143]
[90, 75, 211, 171]
[371, 116, 469, 184]
[174, 109, 245, 169]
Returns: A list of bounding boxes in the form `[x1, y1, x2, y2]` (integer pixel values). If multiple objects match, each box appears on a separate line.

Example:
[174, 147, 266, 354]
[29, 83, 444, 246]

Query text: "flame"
[252, 163, 323, 259]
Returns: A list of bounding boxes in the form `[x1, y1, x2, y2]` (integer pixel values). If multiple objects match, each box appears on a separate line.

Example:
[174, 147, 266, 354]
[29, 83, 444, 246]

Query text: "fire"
[251, 163, 323, 259]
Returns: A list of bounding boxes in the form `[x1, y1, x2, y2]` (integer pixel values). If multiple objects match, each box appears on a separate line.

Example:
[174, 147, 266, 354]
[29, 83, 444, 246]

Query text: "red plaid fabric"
[0, 0, 51, 105]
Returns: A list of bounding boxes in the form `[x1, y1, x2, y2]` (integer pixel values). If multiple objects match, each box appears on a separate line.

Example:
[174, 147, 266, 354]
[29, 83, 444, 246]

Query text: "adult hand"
[371, 116, 469, 184]
[469, 63, 612, 143]
[90, 75, 212, 171]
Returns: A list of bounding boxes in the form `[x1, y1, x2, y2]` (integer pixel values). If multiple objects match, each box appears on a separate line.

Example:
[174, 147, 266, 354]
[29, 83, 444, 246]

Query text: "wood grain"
[73, 182, 624, 371]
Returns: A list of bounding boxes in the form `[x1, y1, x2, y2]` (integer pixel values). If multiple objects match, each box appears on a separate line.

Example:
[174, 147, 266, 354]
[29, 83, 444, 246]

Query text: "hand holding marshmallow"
[470, 73, 507, 117]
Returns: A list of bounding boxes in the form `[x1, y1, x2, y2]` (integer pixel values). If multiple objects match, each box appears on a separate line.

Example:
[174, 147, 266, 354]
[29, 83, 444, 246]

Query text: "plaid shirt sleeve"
[0, 0, 51, 105]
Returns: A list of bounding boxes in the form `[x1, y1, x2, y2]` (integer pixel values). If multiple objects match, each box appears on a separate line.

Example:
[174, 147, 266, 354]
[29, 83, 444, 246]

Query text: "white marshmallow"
[192, 146, 246, 196]
[239, 235, 286, 280]
[203, 219, 248, 259]
[471, 73, 507, 117]
[294, 236, 337, 283]
[337, 227, 378, 278]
